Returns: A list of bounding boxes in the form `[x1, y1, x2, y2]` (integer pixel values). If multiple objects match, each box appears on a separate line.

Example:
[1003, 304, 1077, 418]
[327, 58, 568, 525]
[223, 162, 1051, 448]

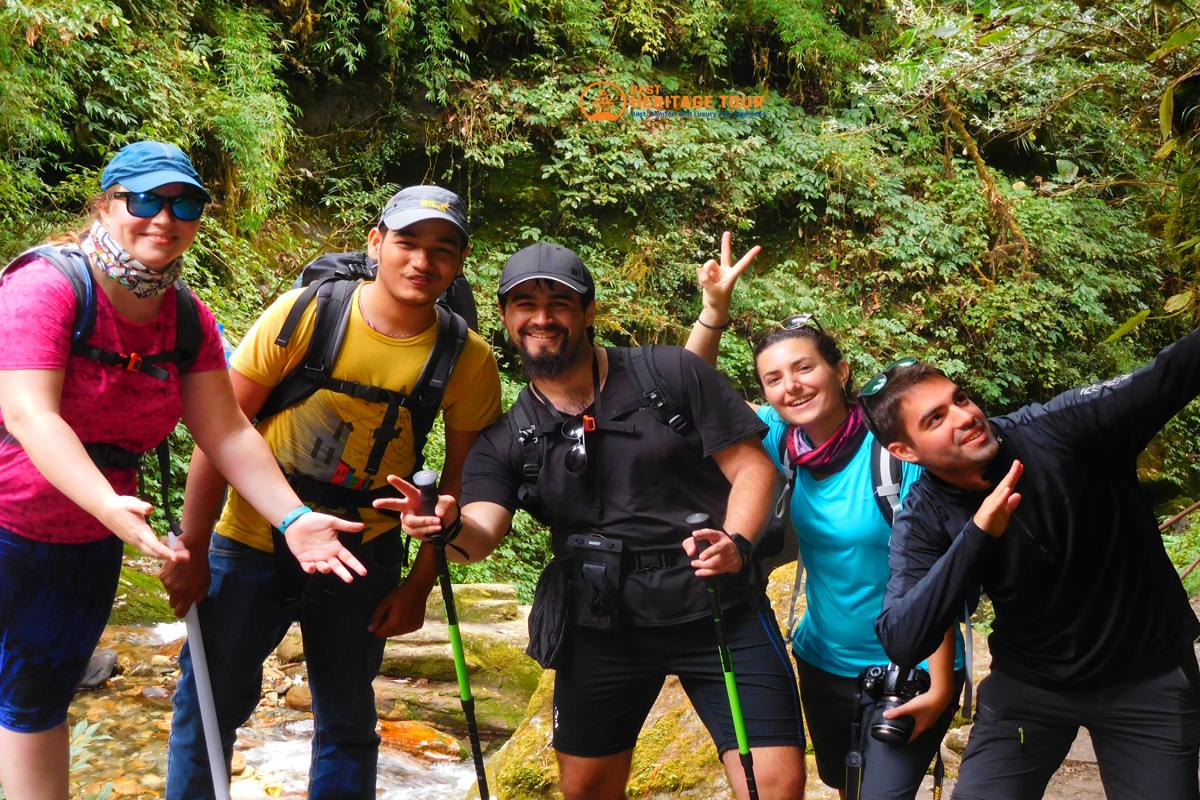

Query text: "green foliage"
[3, 0, 1199, 596]
[1164, 512, 1200, 596]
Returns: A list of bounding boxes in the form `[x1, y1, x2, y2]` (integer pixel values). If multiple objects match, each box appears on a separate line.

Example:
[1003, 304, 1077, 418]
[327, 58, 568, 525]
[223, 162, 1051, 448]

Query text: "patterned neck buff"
[786, 403, 869, 478]
[82, 221, 184, 298]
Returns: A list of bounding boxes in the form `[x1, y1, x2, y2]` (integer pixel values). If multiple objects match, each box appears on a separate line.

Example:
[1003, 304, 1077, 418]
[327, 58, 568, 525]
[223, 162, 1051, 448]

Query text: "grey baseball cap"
[378, 185, 469, 242]
[498, 242, 595, 301]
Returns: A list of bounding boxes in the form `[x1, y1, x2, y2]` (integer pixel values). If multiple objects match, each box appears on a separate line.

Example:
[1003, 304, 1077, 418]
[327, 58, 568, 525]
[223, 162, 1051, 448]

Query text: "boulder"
[274, 628, 305, 664]
[425, 583, 520, 623]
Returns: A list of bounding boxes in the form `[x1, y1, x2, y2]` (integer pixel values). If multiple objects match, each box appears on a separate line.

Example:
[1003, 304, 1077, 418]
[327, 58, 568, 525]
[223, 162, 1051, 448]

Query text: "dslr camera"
[858, 663, 931, 745]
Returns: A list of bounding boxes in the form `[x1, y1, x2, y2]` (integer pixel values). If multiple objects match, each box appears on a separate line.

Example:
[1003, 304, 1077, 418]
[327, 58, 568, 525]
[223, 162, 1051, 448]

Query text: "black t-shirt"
[462, 345, 767, 625]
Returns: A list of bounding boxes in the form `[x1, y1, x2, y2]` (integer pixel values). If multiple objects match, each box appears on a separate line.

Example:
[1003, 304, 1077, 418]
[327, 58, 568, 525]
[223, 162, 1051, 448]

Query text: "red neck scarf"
[786, 405, 868, 478]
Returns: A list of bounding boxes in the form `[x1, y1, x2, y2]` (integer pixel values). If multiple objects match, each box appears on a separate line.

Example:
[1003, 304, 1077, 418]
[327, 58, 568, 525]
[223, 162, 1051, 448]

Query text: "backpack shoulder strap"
[507, 388, 550, 520]
[870, 437, 904, 527]
[171, 280, 202, 374]
[258, 277, 358, 420]
[405, 304, 469, 474]
[2, 246, 95, 344]
[628, 345, 691, 435]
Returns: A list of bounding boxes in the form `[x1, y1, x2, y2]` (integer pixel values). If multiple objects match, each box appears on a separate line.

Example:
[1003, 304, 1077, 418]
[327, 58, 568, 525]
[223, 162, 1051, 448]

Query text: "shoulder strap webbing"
[404, 304, 469, 475]
[627, 345, 691, 434]
[3, 246, 197, 382]
[262, 286, 470, 498]
[869, 438, 903, 527]
[2, 246, 95, 343]
[508, 388, 553, 521]
[170, 280, 202, 374]
[258, 277, 359, 420]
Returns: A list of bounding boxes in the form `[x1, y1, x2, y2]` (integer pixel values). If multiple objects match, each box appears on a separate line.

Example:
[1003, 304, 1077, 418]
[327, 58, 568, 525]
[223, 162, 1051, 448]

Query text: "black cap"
[498, 242, 595, 301]
[378, 185, 469, 242]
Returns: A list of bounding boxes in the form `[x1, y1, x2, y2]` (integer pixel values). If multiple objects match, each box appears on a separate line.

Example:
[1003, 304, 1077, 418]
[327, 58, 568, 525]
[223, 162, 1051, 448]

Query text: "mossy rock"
[425, 583, 520, 623]
[107, 565, 174, 625]
[461, 626, 542, 695]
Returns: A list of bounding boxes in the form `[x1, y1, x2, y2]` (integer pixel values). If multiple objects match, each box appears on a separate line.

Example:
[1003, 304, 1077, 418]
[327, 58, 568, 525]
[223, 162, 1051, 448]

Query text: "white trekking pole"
[168, 530, 232, 800]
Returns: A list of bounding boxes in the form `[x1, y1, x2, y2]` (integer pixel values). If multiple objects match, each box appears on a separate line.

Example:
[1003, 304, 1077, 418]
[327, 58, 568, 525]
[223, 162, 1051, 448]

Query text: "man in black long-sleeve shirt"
[859, 328, 1200, 799]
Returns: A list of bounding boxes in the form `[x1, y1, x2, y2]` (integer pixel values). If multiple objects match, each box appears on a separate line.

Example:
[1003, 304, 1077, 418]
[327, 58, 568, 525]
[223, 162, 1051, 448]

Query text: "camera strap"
[962, 599, 975, 719]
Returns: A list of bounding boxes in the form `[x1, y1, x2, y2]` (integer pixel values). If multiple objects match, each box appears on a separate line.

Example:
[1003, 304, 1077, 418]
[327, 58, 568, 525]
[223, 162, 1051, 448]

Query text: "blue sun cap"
[100, 141, 211, 201]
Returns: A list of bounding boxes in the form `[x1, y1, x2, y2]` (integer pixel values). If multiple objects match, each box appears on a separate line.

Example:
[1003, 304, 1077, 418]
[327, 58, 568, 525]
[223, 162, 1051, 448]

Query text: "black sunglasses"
[561, 414, 596, 475]
[114, 190, 206, 222]
[778, 313, 825, 334]
[859, 356, 919, 399]
[858, 356, 919, 432]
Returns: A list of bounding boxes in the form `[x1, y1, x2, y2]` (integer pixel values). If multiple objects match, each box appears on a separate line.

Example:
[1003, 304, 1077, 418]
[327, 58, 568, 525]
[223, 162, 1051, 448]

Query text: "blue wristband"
[278, 505, 313, 534]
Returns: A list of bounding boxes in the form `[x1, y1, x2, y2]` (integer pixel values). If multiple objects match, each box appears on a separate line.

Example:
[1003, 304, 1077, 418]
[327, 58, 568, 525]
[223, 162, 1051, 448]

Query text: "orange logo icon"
[580, 81, 626, 122]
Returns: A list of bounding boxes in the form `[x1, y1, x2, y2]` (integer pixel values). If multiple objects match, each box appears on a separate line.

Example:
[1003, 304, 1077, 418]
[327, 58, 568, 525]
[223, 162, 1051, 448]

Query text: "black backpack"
[0, 245, 203, 531]
[255, 251, 474, 514]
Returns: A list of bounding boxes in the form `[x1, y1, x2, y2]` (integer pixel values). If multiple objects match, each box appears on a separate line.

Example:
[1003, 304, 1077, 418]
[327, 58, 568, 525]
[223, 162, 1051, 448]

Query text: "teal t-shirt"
[758, 405, 965, 677]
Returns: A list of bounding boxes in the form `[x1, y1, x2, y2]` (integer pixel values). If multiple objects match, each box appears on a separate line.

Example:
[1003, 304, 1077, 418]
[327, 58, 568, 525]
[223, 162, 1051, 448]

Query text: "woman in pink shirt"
[0, 141, 367, 799]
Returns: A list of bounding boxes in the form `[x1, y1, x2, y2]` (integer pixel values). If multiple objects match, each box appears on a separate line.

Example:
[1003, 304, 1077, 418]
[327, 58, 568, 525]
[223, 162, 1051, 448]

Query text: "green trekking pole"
[413, 469, 490, 799]
[687, 512, 759, 800]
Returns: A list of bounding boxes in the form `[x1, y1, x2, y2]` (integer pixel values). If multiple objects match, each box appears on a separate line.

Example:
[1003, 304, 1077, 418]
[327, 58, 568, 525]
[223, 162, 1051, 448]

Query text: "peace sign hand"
[696, 230, 762, 323]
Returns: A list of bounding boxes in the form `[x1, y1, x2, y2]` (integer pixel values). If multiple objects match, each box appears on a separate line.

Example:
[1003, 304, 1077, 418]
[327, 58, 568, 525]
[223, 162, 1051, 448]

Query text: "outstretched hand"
[282, 511, 367, 582]
[373, 474, 459, 541]
[696, 230, 761, 322]
[973, 459, 1024, 537]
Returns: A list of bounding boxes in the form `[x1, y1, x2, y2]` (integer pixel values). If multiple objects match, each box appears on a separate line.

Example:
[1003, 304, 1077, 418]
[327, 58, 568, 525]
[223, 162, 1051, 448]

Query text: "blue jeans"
[166, 531, 405, 800]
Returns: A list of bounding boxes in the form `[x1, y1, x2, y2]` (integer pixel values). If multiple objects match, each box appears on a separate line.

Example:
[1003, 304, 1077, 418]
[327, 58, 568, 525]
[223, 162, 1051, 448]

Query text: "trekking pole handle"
[413, 469, 440, 517]
[686, 511, 714, 550]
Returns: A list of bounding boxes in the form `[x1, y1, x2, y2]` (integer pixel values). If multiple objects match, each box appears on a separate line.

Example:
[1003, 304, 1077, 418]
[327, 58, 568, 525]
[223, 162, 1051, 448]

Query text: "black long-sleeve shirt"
[877, 326, 1200, 689]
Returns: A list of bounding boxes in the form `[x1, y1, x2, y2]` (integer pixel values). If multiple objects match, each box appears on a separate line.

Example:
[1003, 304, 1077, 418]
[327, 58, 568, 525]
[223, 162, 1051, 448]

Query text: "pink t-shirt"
[0, 257, 227, 543]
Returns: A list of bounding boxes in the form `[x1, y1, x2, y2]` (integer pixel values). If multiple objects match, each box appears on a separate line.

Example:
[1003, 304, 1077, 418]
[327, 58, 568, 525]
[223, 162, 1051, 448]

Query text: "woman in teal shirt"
[687, 233, 964, 800]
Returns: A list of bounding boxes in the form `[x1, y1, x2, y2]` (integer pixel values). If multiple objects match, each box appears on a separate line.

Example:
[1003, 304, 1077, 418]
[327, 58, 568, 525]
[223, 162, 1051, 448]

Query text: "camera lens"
[869, 695, 915, 745]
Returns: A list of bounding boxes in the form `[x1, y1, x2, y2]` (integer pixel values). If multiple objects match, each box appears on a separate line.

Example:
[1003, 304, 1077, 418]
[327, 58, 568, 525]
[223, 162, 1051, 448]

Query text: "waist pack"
[526, 556, 573, 669]
[567, 532, 623, 631]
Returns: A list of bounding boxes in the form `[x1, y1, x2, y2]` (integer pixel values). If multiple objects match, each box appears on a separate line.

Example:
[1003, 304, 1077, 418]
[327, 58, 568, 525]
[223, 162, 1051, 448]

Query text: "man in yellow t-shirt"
[162, 186, 502, 800]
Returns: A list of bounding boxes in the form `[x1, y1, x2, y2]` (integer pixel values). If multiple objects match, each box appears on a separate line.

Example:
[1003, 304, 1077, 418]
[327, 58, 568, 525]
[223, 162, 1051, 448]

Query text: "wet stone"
[139, 686, 172, 708]
[284, 682, 312, 711]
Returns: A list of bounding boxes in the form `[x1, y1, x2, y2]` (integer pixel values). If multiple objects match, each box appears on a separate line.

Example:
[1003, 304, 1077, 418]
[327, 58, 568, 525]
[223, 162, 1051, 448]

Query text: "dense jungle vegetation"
[4, 0, 1200, 598]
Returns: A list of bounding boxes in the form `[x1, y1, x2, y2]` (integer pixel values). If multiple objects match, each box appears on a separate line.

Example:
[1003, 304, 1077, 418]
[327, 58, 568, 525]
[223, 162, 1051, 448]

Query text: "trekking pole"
[166, 529, 232, 800]
[686, 512, 759, 800]
[413, 469, 490, 800]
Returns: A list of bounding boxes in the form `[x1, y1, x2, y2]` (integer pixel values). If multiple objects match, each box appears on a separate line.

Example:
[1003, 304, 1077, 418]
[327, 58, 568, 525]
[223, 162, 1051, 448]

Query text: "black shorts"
[551, 599, 804, 757]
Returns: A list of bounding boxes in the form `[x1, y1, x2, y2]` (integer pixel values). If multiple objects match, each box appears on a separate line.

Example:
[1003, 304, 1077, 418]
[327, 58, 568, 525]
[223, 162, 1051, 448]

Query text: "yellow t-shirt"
[217, 283, 501, 552]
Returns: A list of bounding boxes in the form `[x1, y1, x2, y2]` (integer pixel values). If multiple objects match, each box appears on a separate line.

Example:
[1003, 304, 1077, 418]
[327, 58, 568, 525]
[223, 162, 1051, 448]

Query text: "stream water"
[67, 624, 475, 799]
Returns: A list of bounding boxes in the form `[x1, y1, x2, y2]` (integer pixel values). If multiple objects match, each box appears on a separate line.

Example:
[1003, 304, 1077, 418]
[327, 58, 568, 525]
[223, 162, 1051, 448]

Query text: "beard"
[519, 327, 590, 380]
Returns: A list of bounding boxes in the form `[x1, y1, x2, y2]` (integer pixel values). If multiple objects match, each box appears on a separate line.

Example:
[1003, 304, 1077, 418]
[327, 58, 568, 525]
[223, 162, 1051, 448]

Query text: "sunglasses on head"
[777, 313, 825, 334]
[114, 190, 206, 222]
[561, 414, 596, 475]
[858, 356, 918, 431]
[860, 356, 919, 399]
